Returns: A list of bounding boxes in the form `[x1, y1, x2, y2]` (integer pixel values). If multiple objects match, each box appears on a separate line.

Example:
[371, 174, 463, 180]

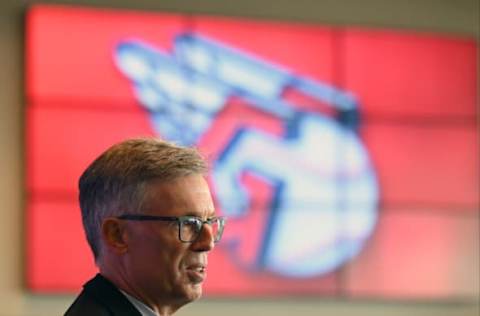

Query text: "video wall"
[25, 5, 478, 299]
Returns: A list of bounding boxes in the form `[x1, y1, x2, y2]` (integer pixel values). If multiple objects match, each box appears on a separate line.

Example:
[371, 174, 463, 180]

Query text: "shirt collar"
[119, 290, 158, 316]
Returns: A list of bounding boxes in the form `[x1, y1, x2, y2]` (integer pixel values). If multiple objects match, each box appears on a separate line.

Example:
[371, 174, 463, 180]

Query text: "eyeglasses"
[117, 214, 226, 243]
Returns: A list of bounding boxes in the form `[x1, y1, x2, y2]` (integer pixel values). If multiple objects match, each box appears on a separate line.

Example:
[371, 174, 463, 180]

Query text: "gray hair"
[79, 138, 208, 261]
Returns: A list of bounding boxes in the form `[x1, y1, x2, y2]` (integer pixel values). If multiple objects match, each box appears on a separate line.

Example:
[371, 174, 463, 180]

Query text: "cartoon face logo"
[114, 33, 379, 277]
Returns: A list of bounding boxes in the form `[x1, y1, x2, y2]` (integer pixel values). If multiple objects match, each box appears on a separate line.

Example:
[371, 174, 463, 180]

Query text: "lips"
[185, 264, 206, 283]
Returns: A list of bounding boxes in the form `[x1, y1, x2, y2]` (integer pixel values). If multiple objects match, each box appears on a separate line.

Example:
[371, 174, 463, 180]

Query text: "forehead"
[142, 174, 214, 217]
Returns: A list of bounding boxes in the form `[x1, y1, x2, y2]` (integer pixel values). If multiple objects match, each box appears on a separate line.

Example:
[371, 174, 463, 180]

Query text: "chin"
[184, 285, 203, 302]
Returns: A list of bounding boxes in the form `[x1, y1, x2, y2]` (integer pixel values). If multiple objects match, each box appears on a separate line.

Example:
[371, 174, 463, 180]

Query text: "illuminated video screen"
[25, 5, 478, 299]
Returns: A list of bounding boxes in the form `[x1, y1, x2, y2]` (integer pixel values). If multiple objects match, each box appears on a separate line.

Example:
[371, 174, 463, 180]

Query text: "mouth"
[185, 264, 207, 284]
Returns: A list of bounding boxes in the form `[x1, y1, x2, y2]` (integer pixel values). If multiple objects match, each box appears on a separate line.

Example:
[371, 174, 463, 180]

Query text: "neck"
[99, 263, 181, 316]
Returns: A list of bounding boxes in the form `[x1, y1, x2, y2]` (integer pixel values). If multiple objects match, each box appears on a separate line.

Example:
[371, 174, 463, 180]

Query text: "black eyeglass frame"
[117, 214, 226, 243]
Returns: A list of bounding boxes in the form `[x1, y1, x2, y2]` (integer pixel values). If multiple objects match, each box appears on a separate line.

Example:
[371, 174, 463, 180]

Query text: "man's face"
[122, 174, 216, 306]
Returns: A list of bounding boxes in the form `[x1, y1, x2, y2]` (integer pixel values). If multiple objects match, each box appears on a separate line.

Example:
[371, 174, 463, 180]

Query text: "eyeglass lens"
[179, 217, 223, 242]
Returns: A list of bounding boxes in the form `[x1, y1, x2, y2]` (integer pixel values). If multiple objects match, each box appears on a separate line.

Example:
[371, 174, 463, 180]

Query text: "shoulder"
[64, 274, 141, 316]
[64, 289, 110, 316]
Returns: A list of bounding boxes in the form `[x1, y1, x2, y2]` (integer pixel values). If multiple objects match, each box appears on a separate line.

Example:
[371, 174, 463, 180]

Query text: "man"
[64, 138, 226, 316]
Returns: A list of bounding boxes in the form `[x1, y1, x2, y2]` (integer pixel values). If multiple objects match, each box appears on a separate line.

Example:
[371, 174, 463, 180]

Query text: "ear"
[101, 218, 129, 255]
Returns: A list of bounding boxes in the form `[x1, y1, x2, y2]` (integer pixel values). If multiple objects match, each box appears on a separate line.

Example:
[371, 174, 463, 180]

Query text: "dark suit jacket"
[64, 274, 142, 316]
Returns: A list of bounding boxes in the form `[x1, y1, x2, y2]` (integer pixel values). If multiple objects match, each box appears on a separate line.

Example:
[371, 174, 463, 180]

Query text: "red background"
[25, 5, 478, 298]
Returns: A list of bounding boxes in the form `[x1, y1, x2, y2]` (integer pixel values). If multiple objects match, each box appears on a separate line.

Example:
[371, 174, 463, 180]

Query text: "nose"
[191, 223, 215, 252]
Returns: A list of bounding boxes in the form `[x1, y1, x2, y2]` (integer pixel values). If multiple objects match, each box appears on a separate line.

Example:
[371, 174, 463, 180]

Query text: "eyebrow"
[184, 211, 216, 219]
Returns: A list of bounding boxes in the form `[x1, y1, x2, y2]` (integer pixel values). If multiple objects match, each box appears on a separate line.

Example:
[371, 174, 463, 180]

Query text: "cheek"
[128, 226, 190, 274]
[171, 247, 190, 271]
[142, 239, 188, 272]
[127, 230, 166, 266]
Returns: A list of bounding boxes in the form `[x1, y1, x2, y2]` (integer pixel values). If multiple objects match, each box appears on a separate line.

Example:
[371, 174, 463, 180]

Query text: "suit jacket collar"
[84, 274, 142, 316]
